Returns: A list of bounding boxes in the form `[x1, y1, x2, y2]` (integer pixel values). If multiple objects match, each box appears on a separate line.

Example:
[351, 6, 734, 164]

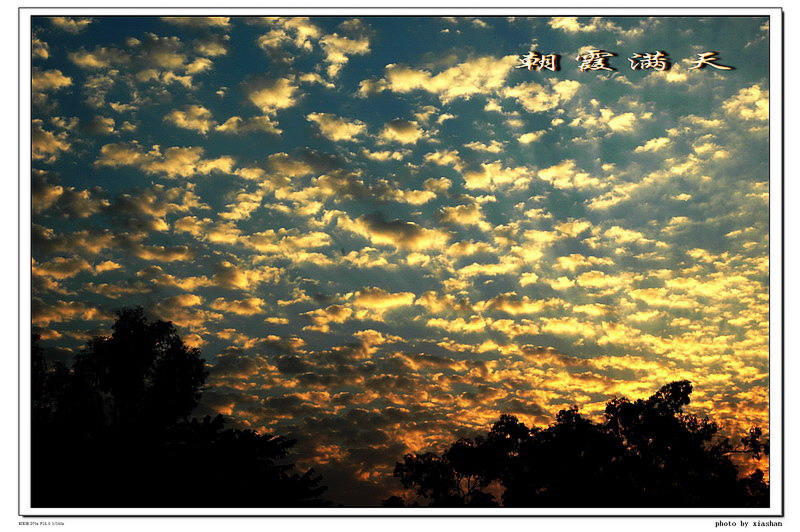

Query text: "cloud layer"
[31, 15, 771, 505]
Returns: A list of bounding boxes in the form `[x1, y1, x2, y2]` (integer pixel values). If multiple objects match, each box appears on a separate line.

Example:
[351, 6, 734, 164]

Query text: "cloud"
[218, 191, 265, 222]
[336, 212, 451, 251]
[540, 316, 598, 339]
[95, 142, 235, 178]
[129, 242, 195, 262]
[50, 17, 93, 33]
[501, 80, 581, 113]
[109, 183, 205, 232]
[360, 55, 518, 103]
[82, 116, 116, 135]
[215, 115, 281, 135]
[94, 142, 147, 167]
[245, 77, 300, 114]
[575, 270, 633, 291]
[32, 171, 109, 219]
[439, 203, 488, 229]
[256, 17, 322, 51]
[426, 315, 491, 335]
[164, 105, 216, 134]
[68, 46, 129, 69]
[81, 73, 116, 108]
[319, 20, 371, 78]
[548, 17, 653, 38]
[424, 150, 464, 172]
[482, 293, 555, 315]
[28, 16, 771, 504]
[464, 140, 505, 153]
[379, 119, 425, 144]
[554, 219, 594, 238]
[66, 32, 222, 100]
[32, 38, 50, 59]
[174, 216, 241, 244]
[133, 265, 211, 292]
[32, 224, 116, 256]
[32, 297, 107, 326]
[210, 297, 266, 316]
[207, 350, 271, 382]
[161, 17, 231, 28]
[32, 257, 93, 280]
[554, 254, 613, 272]
[390, 188, 438, 206]
[457, 256, 523, 278]
[155, 294, 204, 314]
[462, 161, 531, 191]
[242, 229, 332, 262]
[32, 120, 70, 163]
[424, 177, 452, 194]
[352, 287, 416, 310]
[360, 149, 407, 162]
[518, 131, 546, 144]
[549, 17, 595, 32]
[31, 68, 72, 92]
[211, 261, 281, 290]
[303, 304, 353, 333]
[266, 150, 340, 177]
[646, 64, 690, 84]
[537, 160, 603, 190]
[603, 225, 652, 245]
[635, 137, 670, 153]
[570, 106, 640, 134]
[723, 84, 769, 121]
[194, 34, 230, 57]
[629, 287, 694, 309]
[307, 113, 367, 141]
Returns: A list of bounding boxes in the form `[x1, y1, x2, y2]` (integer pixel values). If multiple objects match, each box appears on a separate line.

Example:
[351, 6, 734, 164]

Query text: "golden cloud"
[336, 212, 450, 251]
[379, 119, 425, 144]
[352, 287, 416, 310]
[307, 112, 367, 141]
[210, 297, 267, 316]
[164, 105, 216, 134]
[361, 55, 517, 103]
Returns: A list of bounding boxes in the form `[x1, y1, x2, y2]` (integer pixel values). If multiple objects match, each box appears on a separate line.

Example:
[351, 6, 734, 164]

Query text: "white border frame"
[18, 6, 784, 517]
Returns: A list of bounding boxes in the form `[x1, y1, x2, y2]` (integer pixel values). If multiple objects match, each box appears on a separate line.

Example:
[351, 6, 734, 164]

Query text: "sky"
[30, 15, 770, 505]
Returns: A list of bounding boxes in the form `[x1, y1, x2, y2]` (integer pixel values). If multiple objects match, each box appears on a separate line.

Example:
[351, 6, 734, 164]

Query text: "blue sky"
[31, 15, 770, 504]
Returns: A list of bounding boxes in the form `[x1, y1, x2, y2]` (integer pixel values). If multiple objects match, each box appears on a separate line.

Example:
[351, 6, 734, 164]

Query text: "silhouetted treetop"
[31, 307, 328, 508]
[71, 307, 208, 430]
[390, 381, 768, 508]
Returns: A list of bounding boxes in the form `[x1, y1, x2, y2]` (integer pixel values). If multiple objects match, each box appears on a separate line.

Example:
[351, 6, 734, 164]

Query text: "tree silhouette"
[390, 381, 768, 508]
[31, 308, 327, 507]
[393, 438, 498, 507]
[64, 307, 208, 432]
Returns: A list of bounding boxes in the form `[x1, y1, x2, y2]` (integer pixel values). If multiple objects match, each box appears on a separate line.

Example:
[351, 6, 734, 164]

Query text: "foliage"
[31, 307, 327, 507]
[390, 381, 769, 508]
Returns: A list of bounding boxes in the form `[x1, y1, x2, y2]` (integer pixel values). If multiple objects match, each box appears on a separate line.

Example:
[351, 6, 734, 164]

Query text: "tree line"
[386, 382, 768, 507]
[32, 307, 326, 507]
[32, 307, 768, 508]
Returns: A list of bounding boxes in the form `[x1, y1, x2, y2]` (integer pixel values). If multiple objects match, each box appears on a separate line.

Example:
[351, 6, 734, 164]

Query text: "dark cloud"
[210, 348, 269, 379]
